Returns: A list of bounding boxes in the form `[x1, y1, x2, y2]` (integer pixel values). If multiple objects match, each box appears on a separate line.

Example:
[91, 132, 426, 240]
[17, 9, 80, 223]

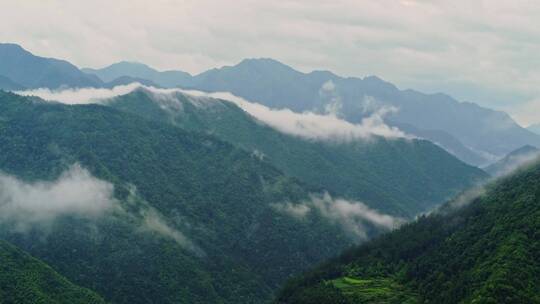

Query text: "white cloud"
[184, 90, 410, 141]
[271, 202, 310, 220]
[15, 83, 143, 104]
[445, 187, 486, 211]
[489, 149, 540, 177]
[0, 164, 117, 230]
[140, 208, 204, 256]
[319, 80, 343, 116]
[273, 192, 404, 240]
[0, 164, 202, 252]
[16, 84, 411, 141]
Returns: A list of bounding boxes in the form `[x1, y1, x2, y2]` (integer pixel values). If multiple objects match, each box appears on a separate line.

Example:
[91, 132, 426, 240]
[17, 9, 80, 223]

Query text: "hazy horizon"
[1, 1, 540, 125]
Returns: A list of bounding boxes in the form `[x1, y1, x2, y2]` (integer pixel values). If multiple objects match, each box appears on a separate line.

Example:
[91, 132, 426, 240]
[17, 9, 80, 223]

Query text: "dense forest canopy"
[276, 158, 540, 303]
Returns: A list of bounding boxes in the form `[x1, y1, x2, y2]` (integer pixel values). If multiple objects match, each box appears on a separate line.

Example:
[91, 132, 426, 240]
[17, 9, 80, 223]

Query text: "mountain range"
[1, 42, 539, 302]
[84, 58, 540, 167]
[82, 61, 191, 88]
[1, 43, 538, 167]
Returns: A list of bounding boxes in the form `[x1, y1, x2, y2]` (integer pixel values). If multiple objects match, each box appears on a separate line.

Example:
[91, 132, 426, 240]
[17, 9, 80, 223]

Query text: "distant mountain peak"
[508, 144, 538, 156]
[0, 42, 26, 51]
[0, 43, 37, 59]
[484, 144, 540, 177]
[238, 57, 287, 66]
[231, 57, 297, 73]
[0, 43, 102, 89]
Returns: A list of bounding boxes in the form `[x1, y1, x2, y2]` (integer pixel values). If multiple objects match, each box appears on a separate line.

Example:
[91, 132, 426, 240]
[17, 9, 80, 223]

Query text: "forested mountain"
[485, 145, 540, 177]
[86, 58, 540, 166]
[0, 43, 103, 89]
[0, 240, 106, 304]
[276, 157, 540, 303]
[106, 88, 487, 218]
[0, 90, 361, 303]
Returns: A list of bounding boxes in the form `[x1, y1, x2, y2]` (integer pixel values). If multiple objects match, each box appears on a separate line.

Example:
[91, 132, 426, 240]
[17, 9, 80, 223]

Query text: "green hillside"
[0, 91, 352, 303]
[0, 240, 105, 304]
[276, 158, 540, 303]
[107, 89, 487, 218]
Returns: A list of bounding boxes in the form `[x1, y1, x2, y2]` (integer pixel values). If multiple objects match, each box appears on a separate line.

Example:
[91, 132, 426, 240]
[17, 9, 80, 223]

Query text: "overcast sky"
[1, 0, 540, 125]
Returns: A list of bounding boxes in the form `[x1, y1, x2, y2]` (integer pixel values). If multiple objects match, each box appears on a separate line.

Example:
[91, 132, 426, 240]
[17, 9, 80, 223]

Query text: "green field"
[330, 277, 418, 304]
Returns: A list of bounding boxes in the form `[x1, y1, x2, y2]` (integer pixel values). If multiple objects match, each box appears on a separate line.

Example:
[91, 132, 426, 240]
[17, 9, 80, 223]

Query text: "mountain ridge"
[484, 145, 540, 177]
[3, 42, 535, 166]
[85, 57, 540, 166]
[0, 43, 103, 89]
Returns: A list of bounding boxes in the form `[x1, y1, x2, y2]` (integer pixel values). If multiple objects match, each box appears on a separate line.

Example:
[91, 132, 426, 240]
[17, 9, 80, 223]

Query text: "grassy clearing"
[330, 276, 418, 304]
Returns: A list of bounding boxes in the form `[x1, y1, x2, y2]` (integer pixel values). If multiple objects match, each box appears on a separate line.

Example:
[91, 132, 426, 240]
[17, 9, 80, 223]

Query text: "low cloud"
[194, 90, 410, 142]
[15, 84, 410, 142]
[273, 192, 404, 240]
[445, 186, 487, 211]
[139, 208, 204, 256]
[489, 149, 540, 177]
[15, 83, 143, 104]
[0, 165, 202, 253]
[123, 185, 203, 255]
[319, 80, 343, 116]
[0, 164, 117, 230]
[271, 202, 310, 220]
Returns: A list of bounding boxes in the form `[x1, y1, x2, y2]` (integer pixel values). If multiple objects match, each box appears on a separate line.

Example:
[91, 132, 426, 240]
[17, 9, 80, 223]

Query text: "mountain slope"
[0, 75, 25, 91]
[0, 240, 106, 304]
[485, 145, 540, 177]
[0, 43, 102, 89]
[0, 90, 356, 303]
[83, 61, 191, 87]
[276, 158, 540, 303]
[390, 121, 488, 166]
[106, 89, 487, 217]
[528, 123, 540, 135]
